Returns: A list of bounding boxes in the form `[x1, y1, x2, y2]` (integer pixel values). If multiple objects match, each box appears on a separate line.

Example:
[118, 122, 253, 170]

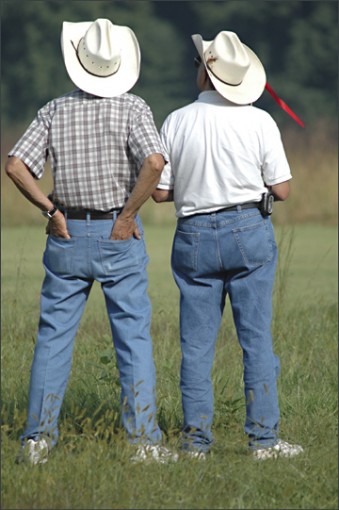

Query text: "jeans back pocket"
[44, 236, 75, 275]
[172, 230, 200, 274]
[232, 220, 274, 267]
[98, 237, 143, 275]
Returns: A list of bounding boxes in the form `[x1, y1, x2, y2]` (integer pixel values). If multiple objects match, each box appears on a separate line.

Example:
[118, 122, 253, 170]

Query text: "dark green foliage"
[1, 1, 337, 129]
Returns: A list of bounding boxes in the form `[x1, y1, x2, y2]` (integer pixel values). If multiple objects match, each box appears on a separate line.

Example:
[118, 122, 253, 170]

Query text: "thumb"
[133, 225, 141, 240]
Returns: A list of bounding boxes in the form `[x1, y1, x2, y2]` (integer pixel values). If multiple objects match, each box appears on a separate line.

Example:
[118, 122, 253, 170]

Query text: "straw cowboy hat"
[61, 18, 141, 98]
[192, 31, 266, 104]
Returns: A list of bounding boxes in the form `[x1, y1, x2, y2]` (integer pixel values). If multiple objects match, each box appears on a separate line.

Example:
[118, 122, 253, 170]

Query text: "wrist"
[118, 210, 135, 221]
[42, 206, 58, 219]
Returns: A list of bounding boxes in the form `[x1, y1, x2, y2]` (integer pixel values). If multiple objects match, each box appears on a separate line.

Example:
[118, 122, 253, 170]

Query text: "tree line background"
[1, 0, 337, 130]
[1, 0, 338, 227]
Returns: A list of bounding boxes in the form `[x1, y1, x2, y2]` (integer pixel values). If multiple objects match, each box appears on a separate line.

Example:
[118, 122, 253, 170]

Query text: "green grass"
[1, 223, 338, 509]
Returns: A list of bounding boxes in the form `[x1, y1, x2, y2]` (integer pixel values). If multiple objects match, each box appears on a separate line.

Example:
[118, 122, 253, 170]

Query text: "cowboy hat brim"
[192, 34, 266, 105]
[61, 21, 140, 98]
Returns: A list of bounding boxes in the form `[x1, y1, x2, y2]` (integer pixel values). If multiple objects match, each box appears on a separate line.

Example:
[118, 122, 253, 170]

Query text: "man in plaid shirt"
[6, 18, 178, 465]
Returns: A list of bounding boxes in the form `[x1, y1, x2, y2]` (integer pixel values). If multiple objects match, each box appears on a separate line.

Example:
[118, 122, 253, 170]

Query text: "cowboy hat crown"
[77, 18, 122, 77]
[61, 18, 141, 98]
[192, 30, 266, 104]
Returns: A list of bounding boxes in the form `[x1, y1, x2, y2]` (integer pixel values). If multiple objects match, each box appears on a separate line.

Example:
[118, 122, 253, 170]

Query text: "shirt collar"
[196, 90, 243, 106]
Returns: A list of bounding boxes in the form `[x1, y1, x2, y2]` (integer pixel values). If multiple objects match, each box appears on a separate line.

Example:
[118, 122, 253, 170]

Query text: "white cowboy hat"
[61, 18, 141, 98]
[192, 31, 266, 104]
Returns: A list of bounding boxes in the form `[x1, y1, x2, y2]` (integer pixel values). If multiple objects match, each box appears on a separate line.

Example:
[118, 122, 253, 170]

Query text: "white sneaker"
[130, 444, 179, 464]
[16, 438, 49, 465]
[253, 439, 304, 460]
[183, 450, 207, 461]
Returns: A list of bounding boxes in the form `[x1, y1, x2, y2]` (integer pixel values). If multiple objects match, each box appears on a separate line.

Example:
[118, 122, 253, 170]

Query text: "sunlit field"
[1, 123, 337, 509]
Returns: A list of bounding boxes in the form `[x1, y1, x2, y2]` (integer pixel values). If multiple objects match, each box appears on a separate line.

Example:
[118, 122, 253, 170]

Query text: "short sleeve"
[8, 102, 52, 179]
[128, 98, 166, 170]
[157, 119, 174, 190]
[261, 117, 292, 185]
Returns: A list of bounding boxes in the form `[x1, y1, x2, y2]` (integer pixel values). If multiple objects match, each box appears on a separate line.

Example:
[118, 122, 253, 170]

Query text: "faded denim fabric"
[22, 214, 162, 447]
[171, 207, 280, 452]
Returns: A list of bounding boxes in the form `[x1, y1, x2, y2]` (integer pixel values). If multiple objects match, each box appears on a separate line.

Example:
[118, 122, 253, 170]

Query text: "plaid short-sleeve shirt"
[9, 89, 165, 211]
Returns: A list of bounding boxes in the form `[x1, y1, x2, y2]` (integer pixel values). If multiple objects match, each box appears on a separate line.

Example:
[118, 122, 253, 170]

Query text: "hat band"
[206, 63, 243, 87]
[72, 40, 120, 78]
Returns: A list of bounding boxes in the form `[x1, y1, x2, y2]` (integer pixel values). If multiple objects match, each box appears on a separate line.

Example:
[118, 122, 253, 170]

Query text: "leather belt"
[64, 209, 122, 220]
[192, 202, 261, 217]
[217, 202, 261, 213]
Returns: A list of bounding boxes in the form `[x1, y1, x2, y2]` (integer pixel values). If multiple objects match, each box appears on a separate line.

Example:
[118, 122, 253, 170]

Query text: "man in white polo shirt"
[153, 31, 303, 460]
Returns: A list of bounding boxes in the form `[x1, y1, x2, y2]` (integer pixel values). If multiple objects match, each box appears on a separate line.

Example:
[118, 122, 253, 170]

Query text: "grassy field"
[1, 120, 338, 508]
[1, 222, 337, 510]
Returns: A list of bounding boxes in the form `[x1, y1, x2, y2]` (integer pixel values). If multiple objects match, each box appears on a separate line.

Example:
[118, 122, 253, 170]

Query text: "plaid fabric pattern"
[9, 89, 165, 210]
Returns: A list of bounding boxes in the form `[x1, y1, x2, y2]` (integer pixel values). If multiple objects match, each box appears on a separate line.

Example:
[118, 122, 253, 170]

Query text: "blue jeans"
[22, 213, 162, 447]
[171, 207, 280, 452]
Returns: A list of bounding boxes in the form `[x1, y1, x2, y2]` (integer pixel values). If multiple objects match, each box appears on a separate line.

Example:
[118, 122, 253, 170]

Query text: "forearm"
[119, 154, 165, 220]
[5, 157, 54, 212]
[152, 188, 174, 202]
[6, 156, 70, 238]
[267, 180, 290, 201]
[110, 154, 165, 240]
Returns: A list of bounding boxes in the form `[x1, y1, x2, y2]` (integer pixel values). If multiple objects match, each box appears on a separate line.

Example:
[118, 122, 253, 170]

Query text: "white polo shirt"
[158, 91, 292, 218]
